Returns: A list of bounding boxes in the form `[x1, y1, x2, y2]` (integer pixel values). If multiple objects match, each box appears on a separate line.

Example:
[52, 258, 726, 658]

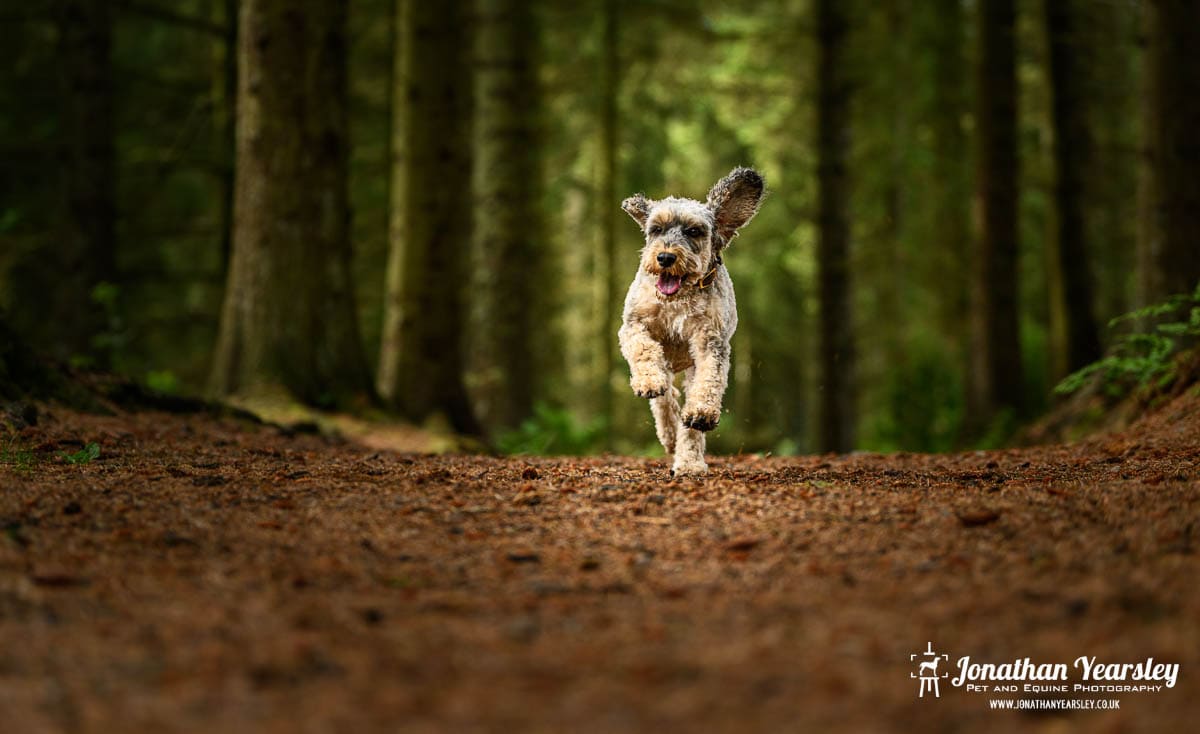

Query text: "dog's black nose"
[656, 252, 677, 268]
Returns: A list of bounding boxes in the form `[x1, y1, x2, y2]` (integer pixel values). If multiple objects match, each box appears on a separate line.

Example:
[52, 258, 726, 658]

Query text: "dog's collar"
[696, 254, 723, 290]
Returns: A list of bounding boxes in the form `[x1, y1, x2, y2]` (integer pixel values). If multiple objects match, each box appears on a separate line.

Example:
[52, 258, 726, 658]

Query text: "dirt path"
[2, 394, 1198, 732]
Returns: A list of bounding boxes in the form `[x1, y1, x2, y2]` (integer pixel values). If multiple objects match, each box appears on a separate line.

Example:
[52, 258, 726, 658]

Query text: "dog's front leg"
[672, 367, 708, 477]
[681, 334, 730, 432]
[619, 320, 672, 399]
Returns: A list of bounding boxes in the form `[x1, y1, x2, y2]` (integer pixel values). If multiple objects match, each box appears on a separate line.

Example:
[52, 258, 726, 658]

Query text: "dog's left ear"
[706, 167, 765, 242]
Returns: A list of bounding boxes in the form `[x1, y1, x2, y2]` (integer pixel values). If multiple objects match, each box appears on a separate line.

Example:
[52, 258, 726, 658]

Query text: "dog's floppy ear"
[706, 167, 765, 241]
[621, 194, 653, 228]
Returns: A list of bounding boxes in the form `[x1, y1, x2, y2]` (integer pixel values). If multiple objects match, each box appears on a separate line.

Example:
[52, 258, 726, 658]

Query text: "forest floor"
[1, 390, 1198, 733]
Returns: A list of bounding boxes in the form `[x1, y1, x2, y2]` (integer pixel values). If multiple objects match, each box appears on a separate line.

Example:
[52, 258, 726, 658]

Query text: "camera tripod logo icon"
[911, 642, 950, 698]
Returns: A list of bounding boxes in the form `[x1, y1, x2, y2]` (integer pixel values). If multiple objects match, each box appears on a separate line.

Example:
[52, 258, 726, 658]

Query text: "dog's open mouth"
[656, 273, 683, 296]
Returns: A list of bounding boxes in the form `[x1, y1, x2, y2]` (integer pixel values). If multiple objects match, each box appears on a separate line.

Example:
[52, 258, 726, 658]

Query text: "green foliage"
[60, 442, 100, 465]
[1055, 283, 1200, 398]
[861, 348, 965, 453]
[497, 403, 606, 456]
[1, 438, 36, 473]
[145, 369, 180, 394]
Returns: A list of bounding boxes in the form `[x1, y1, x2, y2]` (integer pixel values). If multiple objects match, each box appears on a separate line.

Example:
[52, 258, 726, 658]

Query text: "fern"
[1055, 282, 1200, 398]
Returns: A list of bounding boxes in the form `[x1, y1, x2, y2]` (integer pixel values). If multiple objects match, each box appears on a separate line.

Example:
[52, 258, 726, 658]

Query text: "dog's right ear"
[706, 167, 765, 242]
[621, 194, 653, 228]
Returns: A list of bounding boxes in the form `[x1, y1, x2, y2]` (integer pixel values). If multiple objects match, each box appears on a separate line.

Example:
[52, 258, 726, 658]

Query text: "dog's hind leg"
[672, 368, 708, 477]
[650, 383, 681, 455]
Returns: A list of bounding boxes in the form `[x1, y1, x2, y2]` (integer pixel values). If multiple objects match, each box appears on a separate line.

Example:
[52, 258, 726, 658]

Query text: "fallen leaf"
[724, 536, 764, 551]
[957, 509, 1001, 527]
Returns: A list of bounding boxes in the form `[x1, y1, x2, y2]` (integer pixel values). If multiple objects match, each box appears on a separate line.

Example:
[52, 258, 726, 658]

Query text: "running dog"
[618, 167, 765, 476]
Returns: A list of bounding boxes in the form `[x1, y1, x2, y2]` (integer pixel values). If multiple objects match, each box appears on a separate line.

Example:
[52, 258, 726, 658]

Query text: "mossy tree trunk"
[210, 0, 371, 407]
[815, 0, 855, 453]
[474, 0, 546, 430]
[376, 0, 481, 435]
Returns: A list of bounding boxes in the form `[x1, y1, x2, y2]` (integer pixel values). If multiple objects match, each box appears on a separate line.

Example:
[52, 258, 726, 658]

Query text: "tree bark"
[1044, 0, 1102, 375]
[815, 0, 855, 452]
[474, 0, 545, 430]
[376, 0, 481, 435]
[971, 0, 1023, 420]
[210, 0, 371, 407]
[1139, 0, 1200, 302]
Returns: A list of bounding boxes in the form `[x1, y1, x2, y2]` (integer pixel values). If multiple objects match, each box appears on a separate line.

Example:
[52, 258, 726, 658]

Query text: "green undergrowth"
[0, 437, 36, 473]
[59, 442, 100, 465]
[1055, 283, 1200, 400]
[496, 403, 607, 456]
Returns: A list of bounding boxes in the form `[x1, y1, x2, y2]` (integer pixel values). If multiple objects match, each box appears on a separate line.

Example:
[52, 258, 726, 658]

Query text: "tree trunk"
[917, 0, 972, 427]
[210, 0, 371, 407]
[1044, 0, 1102, 375]
[474, 0, 545, 430]
[815, 0, 855, 453]
[597, 0, 620, 446]
[376, 0, 481, 435]
[971, 0, 1023, 420]
[1139, 0, 1200, 302]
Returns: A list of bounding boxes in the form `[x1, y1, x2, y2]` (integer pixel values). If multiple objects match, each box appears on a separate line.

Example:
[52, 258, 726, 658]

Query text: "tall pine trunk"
[377, 0, 481, 435]
[1139, 0, 1200, 302]
[970, 0, 1022, 421]
[815, 0, 855, 452]
[474, 0, 545, 430]
[210, 0, 371, 407]
[1044, 0, 1101, 375]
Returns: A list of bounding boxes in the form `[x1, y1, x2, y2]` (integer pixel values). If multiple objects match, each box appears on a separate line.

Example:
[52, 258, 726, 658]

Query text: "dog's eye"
[684, 226, 705, 238]
[648, 225, 662, 235]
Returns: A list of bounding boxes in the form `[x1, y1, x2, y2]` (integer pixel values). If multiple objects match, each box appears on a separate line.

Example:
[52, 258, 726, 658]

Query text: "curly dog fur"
[618, 167, 765, 476]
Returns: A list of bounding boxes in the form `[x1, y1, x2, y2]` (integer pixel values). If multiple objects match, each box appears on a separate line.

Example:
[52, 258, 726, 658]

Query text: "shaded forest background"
[2, 0, 1198, 456]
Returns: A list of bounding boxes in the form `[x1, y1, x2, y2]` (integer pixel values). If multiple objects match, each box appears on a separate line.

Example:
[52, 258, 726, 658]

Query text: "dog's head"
[621, 167, 765, 298]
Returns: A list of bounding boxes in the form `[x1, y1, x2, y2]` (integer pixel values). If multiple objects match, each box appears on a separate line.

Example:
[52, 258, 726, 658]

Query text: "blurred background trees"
[1, 0, 1192, 455]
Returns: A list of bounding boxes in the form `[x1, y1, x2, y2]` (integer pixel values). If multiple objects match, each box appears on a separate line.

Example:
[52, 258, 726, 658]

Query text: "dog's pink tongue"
[656, 274, 682, 295]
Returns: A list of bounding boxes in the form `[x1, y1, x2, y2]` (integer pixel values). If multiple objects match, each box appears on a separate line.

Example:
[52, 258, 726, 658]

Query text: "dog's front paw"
[631, 372, 670, 399]
[671, 458, 708, 477]
[682, 406, 720, 432]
